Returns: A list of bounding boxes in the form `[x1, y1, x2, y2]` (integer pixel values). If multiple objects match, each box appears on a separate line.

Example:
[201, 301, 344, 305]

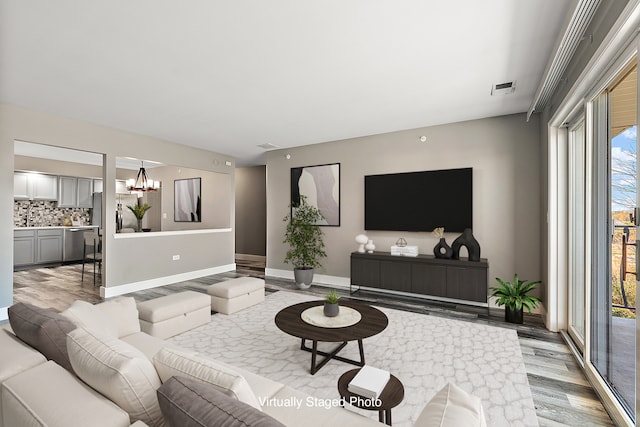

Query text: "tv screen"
[364, 168, 472, 232]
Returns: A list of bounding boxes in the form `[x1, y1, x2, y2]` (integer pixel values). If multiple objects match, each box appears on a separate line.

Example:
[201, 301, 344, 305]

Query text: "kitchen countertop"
[14, 225, 98, 230]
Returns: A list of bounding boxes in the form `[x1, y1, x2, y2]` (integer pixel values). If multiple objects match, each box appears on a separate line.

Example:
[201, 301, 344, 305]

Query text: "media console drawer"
[350, 251, 488, 304]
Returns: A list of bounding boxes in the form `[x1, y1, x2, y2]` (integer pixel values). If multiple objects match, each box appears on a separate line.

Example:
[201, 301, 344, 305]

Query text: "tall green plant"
[490, 274, 541, 312]
[283, 196, 327, 269]
[127, 203, 151, 232]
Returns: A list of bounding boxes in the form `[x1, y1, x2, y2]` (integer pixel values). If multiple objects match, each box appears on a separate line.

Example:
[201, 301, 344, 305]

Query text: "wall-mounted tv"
[364, 168, 472, 232]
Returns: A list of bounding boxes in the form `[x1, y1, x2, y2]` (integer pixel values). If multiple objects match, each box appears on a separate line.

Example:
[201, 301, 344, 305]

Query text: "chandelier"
[126, 161, 160, 192]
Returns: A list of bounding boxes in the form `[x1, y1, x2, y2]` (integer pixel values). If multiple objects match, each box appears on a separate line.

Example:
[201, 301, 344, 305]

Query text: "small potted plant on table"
[490, 274, 542, 324]
[324, 289, 340, 317]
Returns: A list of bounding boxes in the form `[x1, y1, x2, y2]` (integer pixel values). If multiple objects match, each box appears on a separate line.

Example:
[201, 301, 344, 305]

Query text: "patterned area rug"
[169, 291, 538, 427]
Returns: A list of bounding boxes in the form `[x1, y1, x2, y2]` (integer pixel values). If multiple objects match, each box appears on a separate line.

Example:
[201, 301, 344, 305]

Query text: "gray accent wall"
[235, 166, 266, 256]
[266, 113, 542, 303]
[0, 103, 236, 310]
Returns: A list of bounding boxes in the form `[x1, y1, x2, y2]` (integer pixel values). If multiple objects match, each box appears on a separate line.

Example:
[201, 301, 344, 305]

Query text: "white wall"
[0, 104, 236, 311]
[266, 113, 542, 304]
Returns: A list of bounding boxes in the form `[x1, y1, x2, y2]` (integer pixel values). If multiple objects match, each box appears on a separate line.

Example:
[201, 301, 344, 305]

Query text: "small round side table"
[337, 368, 404, 426]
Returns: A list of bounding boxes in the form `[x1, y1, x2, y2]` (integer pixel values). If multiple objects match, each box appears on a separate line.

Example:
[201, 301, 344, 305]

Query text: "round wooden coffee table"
[275, 300, 388, 375]
[338, 368, 404, 426]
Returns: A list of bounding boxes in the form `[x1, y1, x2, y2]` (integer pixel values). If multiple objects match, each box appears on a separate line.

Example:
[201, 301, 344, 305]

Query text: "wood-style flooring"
[8, 258, 615, 426]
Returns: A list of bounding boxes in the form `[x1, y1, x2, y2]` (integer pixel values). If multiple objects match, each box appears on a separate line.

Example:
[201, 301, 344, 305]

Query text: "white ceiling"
[0, 1, 573, 165]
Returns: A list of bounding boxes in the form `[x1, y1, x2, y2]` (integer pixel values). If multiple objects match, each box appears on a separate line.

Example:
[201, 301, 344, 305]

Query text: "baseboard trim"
[265, 268, 350, 288]
[101, 263, 237, 298]
[0, 306, 8, 321]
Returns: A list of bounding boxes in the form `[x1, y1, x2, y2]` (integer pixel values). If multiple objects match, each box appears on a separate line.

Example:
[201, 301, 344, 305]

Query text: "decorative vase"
[433, 238, 453, 259]
[136, 218, 143, 232]
[323, 302, 339, 317]
[355, 234, 368, 253]
[365, 240, 376, 253]
[451, 228, 481, 261]
[293, 267, 314, 289]
[505, 306, 524, 324]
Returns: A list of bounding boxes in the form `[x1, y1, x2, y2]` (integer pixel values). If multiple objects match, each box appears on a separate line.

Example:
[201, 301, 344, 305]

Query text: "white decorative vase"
[365, 240, 376, 253]
[355, 234, 368, 253]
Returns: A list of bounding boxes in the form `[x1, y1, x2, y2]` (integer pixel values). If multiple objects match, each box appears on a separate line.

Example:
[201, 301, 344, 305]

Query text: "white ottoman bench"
[207, 277, 265, 314]
[137, 291, 211, 339]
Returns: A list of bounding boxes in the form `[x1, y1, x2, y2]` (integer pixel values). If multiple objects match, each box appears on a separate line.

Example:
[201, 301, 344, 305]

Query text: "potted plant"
[324, 289, 340, 317]
[127, 202, 151, 232]
[282, 196, 327, 289]
[490, 274, 542, 324]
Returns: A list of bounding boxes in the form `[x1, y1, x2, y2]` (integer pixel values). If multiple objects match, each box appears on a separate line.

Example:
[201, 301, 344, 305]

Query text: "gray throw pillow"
[8, 302, 76, 372]
[157, 376, 285, 427]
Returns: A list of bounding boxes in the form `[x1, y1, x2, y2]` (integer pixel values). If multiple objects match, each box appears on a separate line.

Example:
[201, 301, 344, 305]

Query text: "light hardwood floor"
[9, 261, 615, 426]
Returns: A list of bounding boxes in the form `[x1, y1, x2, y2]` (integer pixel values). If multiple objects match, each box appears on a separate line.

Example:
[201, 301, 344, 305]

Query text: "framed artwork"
[291, 163, 340, 226]
[174, 178, 202, 222]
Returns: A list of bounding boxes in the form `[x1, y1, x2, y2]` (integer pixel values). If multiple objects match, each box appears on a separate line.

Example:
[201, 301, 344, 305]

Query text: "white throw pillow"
[153, 346, 262, 410]
[66, 327, 164, 427]
[61, 300, 118, 338]
[415, 383, 487, 427]
[96, 297, 141, 338]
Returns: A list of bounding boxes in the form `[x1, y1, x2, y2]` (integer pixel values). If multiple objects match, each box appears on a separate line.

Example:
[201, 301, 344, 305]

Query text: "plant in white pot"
[283, 196, 327, 289]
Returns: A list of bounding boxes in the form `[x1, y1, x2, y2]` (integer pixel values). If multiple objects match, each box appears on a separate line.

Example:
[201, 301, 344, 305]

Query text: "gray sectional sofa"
[0, 296, 486, 427]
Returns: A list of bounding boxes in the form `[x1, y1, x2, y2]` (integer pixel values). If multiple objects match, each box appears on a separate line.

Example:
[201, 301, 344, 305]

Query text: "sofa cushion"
[0, 328, 47, 383]
[122, 331, 177, 361]
[8, 302, 77, 372]
[153, 347, 261, 410]
[157, 376, 285, 427]
[61, 300, 118, 338]
[414, 383, 487, 427]
[1, 361, 131, 427]
[67, 327, 165, 426]
[96, 297, 141, 338]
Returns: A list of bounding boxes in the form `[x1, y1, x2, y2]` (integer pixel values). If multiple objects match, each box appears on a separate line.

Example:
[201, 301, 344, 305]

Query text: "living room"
[1, 1, 639, 426]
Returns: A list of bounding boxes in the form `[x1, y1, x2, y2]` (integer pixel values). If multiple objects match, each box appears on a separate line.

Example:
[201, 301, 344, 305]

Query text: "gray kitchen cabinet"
[14, 229, 64, 267]
[14, 230, 36, 266]
[77, 178, 93, 207]
[14, 172, 58, 201]
[36, 229, 63, 263]
[58, 176, 93, 207]
[14, 173, 30, 200]
[115, 179, 129, 194]
[93, 179, 103, 193]
[58, 176, 77, 207]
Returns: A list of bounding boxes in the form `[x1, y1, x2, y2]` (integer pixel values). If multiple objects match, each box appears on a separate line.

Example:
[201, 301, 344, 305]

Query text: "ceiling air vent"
[258, 143, 281, 150]
[491, 81, 516, 96]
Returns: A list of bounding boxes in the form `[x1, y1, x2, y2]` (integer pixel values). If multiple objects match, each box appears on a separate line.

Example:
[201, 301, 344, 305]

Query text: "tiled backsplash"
[14, 200, 92, 227]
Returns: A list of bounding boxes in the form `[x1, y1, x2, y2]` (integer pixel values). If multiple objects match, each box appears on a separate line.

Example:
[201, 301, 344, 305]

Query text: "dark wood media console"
[350, 251, 489, 304]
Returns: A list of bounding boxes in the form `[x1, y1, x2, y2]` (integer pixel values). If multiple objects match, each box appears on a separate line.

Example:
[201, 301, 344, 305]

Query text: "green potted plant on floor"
[127, 202, 151, 232]
[283, 195, 327, 289]
[324, 289, 340, 317]
[490, 274, 542, 324]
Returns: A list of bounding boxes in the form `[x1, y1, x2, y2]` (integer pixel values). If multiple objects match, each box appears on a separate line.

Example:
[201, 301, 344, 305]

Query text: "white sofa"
[0, 297, 486, 427]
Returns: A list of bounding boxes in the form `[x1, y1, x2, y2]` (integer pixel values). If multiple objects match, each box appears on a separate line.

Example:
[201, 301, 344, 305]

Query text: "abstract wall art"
[174, 177, 202, 222]
[291, 163, 340, 226]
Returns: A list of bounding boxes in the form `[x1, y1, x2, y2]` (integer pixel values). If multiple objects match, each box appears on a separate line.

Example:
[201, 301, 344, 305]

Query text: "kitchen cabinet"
[93, 179, 103, 193]
[36, 229, 63, 263]
[14, 230, 36, 266]
[14, 172, 58, 201]
[115, 179, 129, 194]
[58, 176, 93, 208]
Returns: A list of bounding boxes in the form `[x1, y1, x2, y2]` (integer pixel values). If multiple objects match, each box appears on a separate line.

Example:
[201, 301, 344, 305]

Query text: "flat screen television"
[364, 167, 472, 232]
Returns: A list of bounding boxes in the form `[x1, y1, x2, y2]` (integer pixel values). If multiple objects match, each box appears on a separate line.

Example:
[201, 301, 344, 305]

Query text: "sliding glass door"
[591, 63, 637, 418]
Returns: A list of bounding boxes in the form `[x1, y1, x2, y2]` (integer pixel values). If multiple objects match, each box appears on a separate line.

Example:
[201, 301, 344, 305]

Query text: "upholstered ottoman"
[137, 291, 211, 339]
[207, 277, 265, 314]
